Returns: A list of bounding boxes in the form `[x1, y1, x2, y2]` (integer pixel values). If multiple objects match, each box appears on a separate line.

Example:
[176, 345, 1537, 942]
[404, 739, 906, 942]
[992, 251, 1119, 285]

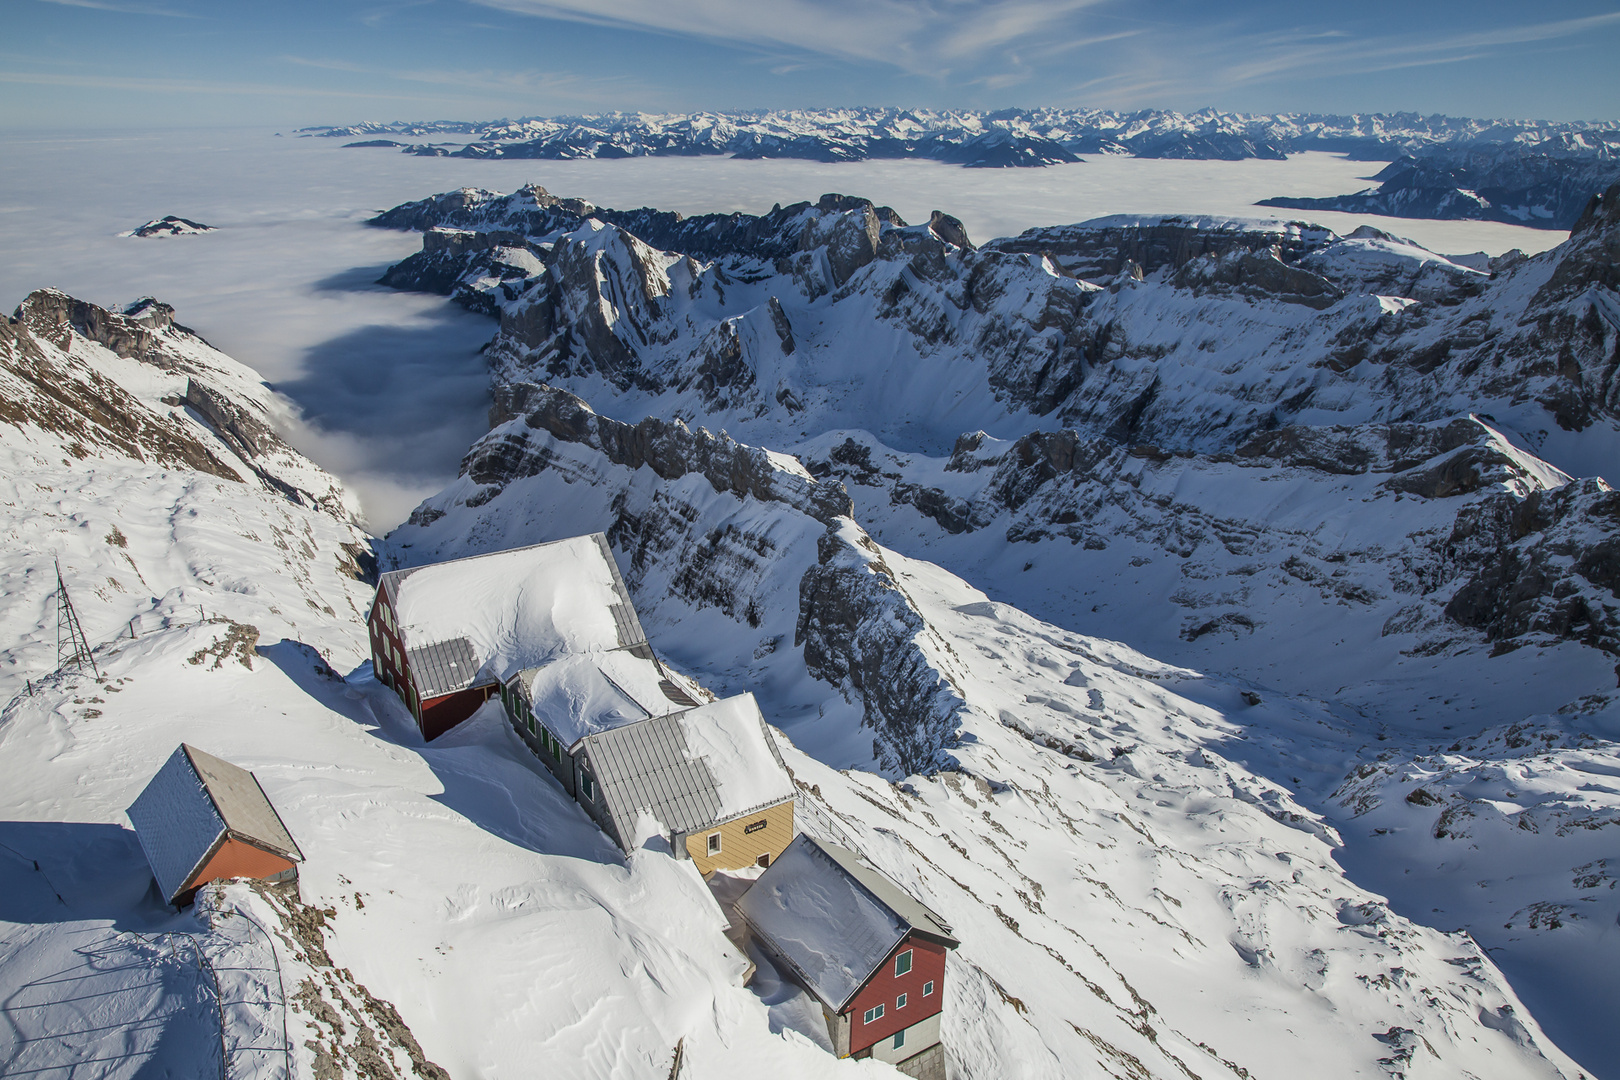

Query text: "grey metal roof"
[585, 712, 723, 840]
[739, 834, 956, 1012]
[405, 636, 483, 699]
[592, 533, 650, 651]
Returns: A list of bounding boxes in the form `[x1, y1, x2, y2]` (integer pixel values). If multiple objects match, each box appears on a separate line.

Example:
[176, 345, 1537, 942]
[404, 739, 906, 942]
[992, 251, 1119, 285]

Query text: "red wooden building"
[368, 533, 646, 741]
[739, 834, 957, 1078]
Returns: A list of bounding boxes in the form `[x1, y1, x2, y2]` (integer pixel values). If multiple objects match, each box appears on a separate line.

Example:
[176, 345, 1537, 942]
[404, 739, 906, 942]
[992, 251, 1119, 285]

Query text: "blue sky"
[3, 0, 1618, 128]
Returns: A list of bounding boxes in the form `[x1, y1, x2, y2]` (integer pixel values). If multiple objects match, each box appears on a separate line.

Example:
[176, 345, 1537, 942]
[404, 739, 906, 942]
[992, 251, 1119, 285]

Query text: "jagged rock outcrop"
[377, 183, 1615, 453]
[1171, 247, 1344, 309]
[1260, 148, 1620, 230]
[805, 415, 1619, 661]
[472, 382, 853, 523]
[131, 215, 214, 237]
[982, 215, 1337, 279]
[1444, 477, 1620, 662]
[2, 290, 353, 518]
[398, 383, 965, 772]
[374, 178, 1620, 717]
[2, 293, 245, 481]
[796, 525, 963, 774]
[371, 184, 904, 266]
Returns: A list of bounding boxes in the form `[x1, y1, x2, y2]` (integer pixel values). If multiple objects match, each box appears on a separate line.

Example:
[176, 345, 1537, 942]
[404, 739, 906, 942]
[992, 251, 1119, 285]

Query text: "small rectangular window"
[863, 1003, 884, 1024]
[894, 1028, 905, 1050]
[581, 773, 595, 801]
[527, 714, 536, 735]
[756, 853, 771, 868]
[922, 980, 935, 996]
[896, 993, 907, 1009]
[895, 949, 912, 977]
[707, 832, 722, 855]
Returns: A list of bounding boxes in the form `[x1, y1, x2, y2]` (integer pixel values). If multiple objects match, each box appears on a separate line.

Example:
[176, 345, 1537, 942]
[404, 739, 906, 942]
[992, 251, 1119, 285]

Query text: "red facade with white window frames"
[844, 933, 949, 1055]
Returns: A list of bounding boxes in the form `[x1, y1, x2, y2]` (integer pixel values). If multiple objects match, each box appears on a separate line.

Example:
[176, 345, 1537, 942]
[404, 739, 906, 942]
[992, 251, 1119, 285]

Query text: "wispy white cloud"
[281, 54, 654, 105]
[1064, 9, 1620, 109]
[33, 0, 195, 16]
[466, 0, 1117, 79]
[0, 70, 468, 101]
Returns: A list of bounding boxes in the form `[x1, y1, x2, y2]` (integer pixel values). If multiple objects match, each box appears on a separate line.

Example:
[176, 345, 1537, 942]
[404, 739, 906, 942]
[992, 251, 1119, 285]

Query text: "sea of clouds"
[0, 127, 1568, 530]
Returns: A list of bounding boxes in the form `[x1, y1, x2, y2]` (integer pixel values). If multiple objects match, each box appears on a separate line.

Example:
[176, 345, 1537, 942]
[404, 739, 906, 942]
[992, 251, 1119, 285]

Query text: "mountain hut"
[126, 744, 303, 907]
[739, 834, 957, 1077]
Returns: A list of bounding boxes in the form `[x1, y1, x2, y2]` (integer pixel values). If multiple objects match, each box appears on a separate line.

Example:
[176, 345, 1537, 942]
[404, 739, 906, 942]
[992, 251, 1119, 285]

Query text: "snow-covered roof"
[585, 692, 793, 842]
[378, 534, 648, 699]
[126, 744, 302, 904]
[739, 834, 955, 1011]
[517, 649, 687, 748]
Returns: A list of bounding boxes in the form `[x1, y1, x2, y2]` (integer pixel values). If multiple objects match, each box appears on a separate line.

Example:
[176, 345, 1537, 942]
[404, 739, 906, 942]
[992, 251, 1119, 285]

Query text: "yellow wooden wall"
[686, 800, 795, 876]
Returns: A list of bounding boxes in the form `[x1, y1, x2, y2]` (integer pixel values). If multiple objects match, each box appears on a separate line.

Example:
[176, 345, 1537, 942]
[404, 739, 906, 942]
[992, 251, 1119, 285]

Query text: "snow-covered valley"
[2, 135, 1618, 1080]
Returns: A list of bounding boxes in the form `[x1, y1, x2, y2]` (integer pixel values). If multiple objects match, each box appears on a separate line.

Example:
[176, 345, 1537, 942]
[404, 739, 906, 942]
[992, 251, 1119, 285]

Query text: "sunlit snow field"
[0, 126, 1569, 527]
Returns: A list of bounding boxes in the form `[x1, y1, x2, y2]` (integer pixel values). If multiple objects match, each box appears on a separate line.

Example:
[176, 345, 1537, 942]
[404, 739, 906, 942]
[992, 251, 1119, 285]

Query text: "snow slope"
[389, 386, 1609, 1076]
[0, 293, 890, 1080]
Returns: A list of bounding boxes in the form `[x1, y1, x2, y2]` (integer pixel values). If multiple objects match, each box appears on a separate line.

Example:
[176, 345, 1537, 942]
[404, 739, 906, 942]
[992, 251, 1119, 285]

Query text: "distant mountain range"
[305, 108, 1620, 228]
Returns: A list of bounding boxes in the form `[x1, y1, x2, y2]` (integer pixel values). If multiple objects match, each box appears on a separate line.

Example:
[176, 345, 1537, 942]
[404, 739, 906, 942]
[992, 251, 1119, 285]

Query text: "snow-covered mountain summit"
[307, 107, 1620, 169]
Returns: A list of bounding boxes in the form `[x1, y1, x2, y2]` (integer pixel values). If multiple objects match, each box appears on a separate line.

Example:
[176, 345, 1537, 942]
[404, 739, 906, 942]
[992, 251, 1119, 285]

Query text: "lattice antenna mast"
[55, 560, 98, 679]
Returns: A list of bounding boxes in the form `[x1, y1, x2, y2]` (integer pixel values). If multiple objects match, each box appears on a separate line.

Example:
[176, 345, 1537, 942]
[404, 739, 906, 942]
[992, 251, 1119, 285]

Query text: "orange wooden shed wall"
[187, 836, 296, 896]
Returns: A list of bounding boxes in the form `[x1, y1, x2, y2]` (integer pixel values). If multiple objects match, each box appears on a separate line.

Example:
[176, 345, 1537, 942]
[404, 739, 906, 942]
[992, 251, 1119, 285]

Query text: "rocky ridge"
[401, 380, 964, 774]
[374, 179, 1620, 739]
[1261, 142, 1620, 230]
[304, 106, 1618, 172]
[3, 290, 353, 518]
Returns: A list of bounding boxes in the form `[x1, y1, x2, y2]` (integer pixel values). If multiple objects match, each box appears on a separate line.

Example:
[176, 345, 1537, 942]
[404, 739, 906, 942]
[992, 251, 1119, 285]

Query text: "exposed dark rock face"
[807, 416, 1618, 659]
[982, 216, 1337, 279]
[2, 292, 244, 481]
[131, 215, 214, 237]
[1260, 150, 1620, 230]
[370, 184, 905, 266]
[1170, 248, 1344, 309]
[404, 383, 965, 773]
[376, 176, 1620, 724]
[1444, 478, 1620, 661]
[796, 527, 964, 774]
[1235, 418, 1502, 476]
[473, 381, 853, 524]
